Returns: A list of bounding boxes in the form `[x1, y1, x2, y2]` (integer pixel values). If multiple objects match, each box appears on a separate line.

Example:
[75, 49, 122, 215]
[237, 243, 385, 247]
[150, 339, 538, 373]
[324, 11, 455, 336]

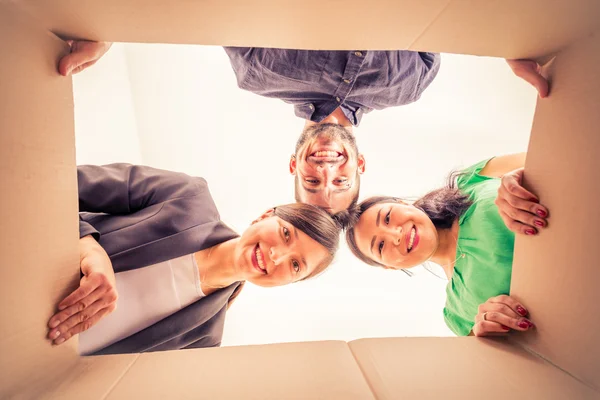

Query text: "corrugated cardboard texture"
[349, 337, 598, 400]
[511, 29, 600, 391]
[16, 0, 600, 58]
[0, 3, 80, 398]
[105, 341, 374, 400]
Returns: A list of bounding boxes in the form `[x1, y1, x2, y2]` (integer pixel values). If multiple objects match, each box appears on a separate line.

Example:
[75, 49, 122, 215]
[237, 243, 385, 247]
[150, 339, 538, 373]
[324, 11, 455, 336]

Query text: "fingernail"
[526, 320, 535, 329]
[55, 337, 65, 345]
[530, 197, 539, 202]
[501, 325, 510, 331]
[525, 229, 536, 235]
[536, 209, 547, 218]
[50, 330, 60, 339]
[534, 220, 544, 227]
[49, 319, 59, 329]
[516, 305, 528, 316]
[517, 320, 530, 329]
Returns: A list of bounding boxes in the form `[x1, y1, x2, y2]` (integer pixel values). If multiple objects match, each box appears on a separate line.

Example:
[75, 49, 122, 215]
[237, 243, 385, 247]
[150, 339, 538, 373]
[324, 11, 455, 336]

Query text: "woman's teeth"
[255, 247, 266, 272]
[408, 228, 416, 251]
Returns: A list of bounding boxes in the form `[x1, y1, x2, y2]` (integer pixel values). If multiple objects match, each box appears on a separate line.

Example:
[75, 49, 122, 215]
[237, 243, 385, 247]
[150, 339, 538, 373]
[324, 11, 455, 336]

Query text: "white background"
[73, 44, 537, 345]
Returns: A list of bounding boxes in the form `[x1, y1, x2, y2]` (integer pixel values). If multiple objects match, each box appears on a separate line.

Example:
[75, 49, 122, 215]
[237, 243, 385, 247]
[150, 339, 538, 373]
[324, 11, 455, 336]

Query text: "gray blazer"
[77, 164, 243, 355]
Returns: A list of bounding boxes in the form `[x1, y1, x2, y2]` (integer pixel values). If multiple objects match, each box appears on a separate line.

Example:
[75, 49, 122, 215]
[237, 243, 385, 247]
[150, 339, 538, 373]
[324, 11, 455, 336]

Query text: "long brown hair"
[345, 172, 472, 269]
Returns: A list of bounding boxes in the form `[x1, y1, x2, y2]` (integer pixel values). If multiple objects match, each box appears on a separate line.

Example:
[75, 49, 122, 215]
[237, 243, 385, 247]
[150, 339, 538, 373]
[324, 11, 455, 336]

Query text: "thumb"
[58, 51, 87, 76]
[58, 43, 100, 76]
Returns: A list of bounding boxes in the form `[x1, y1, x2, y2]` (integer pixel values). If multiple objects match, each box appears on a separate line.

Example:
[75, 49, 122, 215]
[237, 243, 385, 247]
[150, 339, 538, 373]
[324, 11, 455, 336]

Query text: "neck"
[304, 107, 354, 132]
[194, 238, 244, 288]
[430, 220, 460, 279]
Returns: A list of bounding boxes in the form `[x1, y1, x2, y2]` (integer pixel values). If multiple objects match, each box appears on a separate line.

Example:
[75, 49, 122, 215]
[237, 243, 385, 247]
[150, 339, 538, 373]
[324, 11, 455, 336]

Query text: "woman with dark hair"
[346, 153, 550, 337]
[46, 164, 340, 355]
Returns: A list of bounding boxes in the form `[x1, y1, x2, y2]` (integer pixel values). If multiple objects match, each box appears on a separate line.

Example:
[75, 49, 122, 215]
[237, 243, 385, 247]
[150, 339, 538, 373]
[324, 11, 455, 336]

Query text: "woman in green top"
[345, 153, 550, 336]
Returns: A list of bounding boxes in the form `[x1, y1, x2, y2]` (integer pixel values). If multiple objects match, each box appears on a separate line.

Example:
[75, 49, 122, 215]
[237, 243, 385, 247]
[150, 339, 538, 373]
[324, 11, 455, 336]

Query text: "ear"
[251, 208, 276, 225]
[289, 155, 297, 175]
[357, 154, 366, 174]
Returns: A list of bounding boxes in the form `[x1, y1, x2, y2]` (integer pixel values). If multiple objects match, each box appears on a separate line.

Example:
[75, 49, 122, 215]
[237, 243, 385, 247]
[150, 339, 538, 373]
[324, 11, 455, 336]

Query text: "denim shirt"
[224, 48, 440, 126]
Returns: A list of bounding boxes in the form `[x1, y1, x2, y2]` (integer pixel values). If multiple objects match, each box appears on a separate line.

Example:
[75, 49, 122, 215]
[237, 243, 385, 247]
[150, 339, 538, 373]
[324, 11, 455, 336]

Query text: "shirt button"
[309, 104, 314, 110]
[343, 79, 351, 84]
[354, 51, 363, 57]
[336, 96, 341, 102]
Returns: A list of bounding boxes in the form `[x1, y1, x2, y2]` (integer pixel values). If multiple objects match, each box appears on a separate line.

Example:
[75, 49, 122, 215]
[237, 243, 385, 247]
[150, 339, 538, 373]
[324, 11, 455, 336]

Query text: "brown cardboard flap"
[47, 354, 139, 400]
[0, 3, 80, 398]
[349, 337, 598, 400]
[411, 0, 600, 59]
[17, 0, 600, 58]
[102, 341, 374, 400]
[511, 29, 600, 391]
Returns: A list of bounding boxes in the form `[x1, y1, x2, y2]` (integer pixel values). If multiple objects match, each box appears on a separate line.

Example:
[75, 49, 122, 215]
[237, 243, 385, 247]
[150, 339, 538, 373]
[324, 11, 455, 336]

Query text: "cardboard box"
[1, 1, 598, 398]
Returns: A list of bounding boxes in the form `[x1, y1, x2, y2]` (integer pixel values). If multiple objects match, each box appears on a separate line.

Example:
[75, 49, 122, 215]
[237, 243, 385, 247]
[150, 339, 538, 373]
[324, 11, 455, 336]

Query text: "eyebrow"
[370, 236, 376, 256]
[370, 208, 382, 256]
[302, 184, 353, 195]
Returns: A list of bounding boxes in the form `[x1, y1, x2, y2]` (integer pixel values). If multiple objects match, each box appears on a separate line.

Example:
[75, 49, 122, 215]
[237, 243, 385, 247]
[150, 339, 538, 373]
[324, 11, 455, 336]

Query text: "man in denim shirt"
[59, 43, 550, 215]
[224, 48, 441, 214]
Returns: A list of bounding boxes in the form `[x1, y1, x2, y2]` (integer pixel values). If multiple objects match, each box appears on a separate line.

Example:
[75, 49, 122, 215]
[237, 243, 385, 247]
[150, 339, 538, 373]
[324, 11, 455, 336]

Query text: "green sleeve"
[456, 158, 495, 190]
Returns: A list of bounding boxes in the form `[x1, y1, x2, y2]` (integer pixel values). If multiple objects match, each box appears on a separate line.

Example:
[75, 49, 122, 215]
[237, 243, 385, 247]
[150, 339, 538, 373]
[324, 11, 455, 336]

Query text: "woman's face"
[235, 211, 330, 287]
[353, 202, 439, 269]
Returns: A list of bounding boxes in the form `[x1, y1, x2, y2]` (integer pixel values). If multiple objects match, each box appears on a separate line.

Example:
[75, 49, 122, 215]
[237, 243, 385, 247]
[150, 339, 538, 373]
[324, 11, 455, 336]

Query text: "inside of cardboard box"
[2, 1, 599, 398]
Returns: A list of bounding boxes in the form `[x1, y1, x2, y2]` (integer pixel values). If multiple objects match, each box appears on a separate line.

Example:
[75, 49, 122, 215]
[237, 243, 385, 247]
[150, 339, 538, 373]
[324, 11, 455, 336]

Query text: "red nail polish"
[501, 325, 510, 331]
[526, 320, 535, 329]
[534, 221, 544, 227]
[525, 229, 536, 235]
[516, 306, 528, 316]
[536, 209, 547, 217]
[517, 320, 529, 329]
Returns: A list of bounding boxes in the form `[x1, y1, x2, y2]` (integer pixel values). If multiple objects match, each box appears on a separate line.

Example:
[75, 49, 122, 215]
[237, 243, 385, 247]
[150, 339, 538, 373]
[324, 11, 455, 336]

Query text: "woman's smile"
[407, 225, 419, 253]
[250, 244, 268, 274]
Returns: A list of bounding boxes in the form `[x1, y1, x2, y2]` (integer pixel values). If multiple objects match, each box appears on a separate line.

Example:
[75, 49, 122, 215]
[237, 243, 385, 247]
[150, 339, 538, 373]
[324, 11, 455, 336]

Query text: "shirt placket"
[332, 51, 367, 123]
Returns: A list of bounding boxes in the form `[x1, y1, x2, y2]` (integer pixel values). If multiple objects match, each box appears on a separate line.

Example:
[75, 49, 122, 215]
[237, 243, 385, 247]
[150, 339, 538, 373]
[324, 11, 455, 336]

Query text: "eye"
[378, 240, 384, 255]
[384, 210, 391, 225]
[305, 178, 319, 184]
[334, 178, 348, 184]
[292, 260, 300, 273]
[283, 226, 291, 242]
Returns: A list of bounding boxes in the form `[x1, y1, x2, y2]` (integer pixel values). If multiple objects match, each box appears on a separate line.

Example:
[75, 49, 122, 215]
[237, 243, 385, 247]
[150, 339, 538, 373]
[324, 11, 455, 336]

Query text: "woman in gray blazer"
[46, 164, 342, 355]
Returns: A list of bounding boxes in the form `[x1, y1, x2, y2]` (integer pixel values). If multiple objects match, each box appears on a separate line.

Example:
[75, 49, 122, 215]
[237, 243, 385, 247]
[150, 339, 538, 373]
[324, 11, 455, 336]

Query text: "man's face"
[290, 123, 365, 213]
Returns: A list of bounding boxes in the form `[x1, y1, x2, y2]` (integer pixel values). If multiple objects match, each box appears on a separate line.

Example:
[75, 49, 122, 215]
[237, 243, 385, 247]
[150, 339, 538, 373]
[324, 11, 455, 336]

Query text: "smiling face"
[290, 123, 365, 213]
[352, 202, 439, 269]
[234, 211, 331, 287]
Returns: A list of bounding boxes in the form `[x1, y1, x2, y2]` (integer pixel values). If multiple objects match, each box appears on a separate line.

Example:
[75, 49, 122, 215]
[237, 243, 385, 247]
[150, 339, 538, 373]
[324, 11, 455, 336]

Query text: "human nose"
[393, 226, 403, 246]
[269, 246, 285, 266]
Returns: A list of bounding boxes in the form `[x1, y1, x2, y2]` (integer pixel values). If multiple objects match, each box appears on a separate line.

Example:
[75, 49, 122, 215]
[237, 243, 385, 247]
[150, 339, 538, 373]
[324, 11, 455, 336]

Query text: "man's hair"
[345, 172, 473, 268]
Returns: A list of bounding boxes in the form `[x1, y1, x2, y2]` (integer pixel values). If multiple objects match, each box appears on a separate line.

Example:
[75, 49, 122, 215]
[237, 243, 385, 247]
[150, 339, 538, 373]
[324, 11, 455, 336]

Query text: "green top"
[443, 159, 516, 336]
